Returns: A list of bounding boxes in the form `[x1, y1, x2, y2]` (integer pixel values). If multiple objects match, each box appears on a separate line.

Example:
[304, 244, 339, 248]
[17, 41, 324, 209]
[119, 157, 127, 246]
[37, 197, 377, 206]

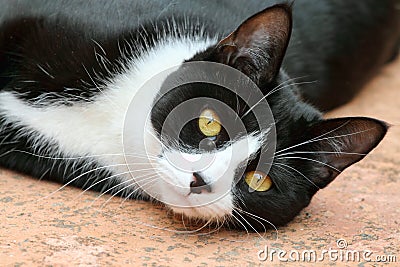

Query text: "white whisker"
[275, 122, 377, 156]
[3, 149, 159, 161]
[100, 174, 159, 208]
[276, 156, 341, 173]
[90, 172, 156, 204]
[234, 207, 279, 239]
[233, 209, 269, 241]
[134, 215, 220, 236]
[42, 163, 134, 199]
[76, 170, 134, 198]
[276, 150, 367, 158]
[119, 175, 161, 205]
[241, 78, 316, 119]
[230, 212, 249, 236]
[273, 162, 320, 189]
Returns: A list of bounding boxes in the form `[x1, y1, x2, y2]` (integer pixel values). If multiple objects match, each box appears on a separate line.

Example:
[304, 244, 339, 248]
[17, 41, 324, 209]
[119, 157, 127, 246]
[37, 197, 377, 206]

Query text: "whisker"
[233, 207, 267, 235]
[276, 150, 367, 158]
[234, 207, 279, 240]
[93, 165, 170, 205]
[181, 213, 188, 231]
[265, 80, 317, 98]
[146, 128, 167, 149]
[119, 175, 161, 205]
[276, 156, 341, 173]
[90, 176, 141, 204]
[241, 78, 316, 119]
[273, 162, 320, 190]
[3, 149, 159, 161]
[42, 163, 136, 199]
[230, 212, 249, 236]
[134, 216, 219, 235]
[274, 121, 351, 155]
[101, 174, 159, 208]
[76, 170, 134, 199]
[233, 210, 266, 240]
[44, 163, 158, 199]
[275, 123, 374, 156]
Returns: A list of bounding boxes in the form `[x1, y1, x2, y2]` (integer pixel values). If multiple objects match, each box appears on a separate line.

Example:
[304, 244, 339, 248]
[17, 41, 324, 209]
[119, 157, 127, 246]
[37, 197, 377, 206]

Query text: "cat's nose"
[199, 138, 216, 152]
[190, 172, 212, 194]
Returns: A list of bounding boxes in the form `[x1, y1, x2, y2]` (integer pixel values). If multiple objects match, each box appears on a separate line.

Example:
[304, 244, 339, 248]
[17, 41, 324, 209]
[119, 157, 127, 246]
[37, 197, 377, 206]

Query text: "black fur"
[0, 16, 213, 105]
[1, 0, 399, 109]
[0, 1, 398, 229]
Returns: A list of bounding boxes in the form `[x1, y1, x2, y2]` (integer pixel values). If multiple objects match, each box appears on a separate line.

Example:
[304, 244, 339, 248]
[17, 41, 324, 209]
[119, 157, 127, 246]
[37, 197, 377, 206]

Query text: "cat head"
[148, 4, 388, 229]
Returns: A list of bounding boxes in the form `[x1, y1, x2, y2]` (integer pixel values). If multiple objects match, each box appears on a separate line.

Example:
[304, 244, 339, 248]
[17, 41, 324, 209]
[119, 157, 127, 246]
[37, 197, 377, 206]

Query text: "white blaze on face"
[181, 153, 202, 163]
[148, 133, 265, 219]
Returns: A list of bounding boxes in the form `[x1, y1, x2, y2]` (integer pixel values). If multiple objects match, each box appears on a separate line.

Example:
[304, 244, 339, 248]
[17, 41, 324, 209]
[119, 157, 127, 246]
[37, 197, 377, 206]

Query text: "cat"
[0, 0, 399, 231]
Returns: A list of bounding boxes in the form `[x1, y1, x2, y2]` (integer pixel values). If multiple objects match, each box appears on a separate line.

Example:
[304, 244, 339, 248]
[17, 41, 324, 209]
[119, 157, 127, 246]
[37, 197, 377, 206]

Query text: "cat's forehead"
[148, 61, 277, 164]
[154, 61, 261, 106]
[155, 81, 248, 111]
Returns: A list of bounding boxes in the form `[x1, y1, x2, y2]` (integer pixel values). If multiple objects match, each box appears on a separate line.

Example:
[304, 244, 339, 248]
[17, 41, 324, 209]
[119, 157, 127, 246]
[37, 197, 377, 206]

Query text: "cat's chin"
[168, 206, 231, 221]
[164, 194, 234, 221]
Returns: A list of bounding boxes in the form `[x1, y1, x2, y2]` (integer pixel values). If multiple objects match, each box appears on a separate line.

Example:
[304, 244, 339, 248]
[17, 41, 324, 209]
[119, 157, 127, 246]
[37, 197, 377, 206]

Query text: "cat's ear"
[301, 117, 388, 188]
[215, 4, 292, 84]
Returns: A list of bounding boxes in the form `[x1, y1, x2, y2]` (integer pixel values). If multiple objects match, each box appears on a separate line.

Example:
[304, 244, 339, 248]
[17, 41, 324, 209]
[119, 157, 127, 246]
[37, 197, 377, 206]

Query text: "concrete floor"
[1, 58, 399, 266]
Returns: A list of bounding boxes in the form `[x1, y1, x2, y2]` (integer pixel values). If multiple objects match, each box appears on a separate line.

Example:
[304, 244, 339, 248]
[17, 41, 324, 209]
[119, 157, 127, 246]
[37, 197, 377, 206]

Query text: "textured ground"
[1, 58, 399, 266]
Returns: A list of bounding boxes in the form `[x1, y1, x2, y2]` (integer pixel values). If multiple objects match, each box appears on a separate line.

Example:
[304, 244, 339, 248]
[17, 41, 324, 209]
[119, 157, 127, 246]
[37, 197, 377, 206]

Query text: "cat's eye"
[198, 109, 221, 137]
[245, 171, 272, 192]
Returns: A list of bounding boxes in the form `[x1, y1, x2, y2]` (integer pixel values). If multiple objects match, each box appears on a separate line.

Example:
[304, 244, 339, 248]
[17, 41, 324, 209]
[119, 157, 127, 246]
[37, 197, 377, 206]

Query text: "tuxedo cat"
[0, 0, 399, 231]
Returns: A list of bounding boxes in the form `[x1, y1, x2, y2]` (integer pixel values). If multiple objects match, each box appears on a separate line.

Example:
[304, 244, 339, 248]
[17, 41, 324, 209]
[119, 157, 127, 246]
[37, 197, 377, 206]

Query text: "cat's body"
[2, 0, 399, 110]
[0, 0, 399, 229]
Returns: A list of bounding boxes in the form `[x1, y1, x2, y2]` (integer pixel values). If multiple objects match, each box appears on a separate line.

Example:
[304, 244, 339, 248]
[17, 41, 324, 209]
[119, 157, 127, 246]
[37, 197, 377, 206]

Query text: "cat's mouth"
[152, 169, 235, 220]
[159, 177, 232, 209]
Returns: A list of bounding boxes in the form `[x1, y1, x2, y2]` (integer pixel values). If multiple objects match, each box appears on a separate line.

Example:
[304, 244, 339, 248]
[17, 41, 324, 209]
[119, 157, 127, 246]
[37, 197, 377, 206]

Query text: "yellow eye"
[245, 171, 272, 192]
[198, 109, 221, 137]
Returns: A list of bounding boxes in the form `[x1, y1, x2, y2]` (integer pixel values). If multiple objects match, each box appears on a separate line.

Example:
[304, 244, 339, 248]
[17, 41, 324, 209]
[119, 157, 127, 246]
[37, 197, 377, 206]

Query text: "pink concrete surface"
[1, 58, 399, 266]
